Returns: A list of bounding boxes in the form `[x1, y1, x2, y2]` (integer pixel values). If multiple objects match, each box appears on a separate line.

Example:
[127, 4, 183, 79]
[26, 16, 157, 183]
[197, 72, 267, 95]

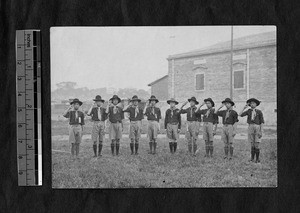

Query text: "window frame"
[195, 72, 205, 91]
[233, 69, 246, 90]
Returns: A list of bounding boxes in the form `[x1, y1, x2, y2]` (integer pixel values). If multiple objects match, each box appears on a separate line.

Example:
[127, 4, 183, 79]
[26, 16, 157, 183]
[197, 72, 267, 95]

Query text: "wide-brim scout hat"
[148, 95, 159, 103]
[110, 95, 121, 103]
[93, 95, 105, 102]
[247, 98, 260, 106]
[130, 95, 141, 102]
[188, 96, 199, 105]
[167, 98, 179, 105]
[70, 98, 83, 106]
[204, 98, 215, 107]
[222, 98, 235, 106]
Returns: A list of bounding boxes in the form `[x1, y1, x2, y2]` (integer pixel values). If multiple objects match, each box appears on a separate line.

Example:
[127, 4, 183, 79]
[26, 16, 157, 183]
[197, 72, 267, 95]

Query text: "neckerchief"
[251, 108, 256, 121]
[97, 107, 101, 120]
[113, 105, 118, 114]
[205, 108, 211, 117]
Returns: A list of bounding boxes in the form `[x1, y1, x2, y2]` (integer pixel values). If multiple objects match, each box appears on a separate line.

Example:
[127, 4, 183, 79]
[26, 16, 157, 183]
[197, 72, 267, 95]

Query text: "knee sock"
[111, 140, 115, 155]
[210, 141, 213, 156]
[169, 142, 173, 153]
[71, 143, 75, 156]
[98, 142, 103, 156]
[116, 139, 120, 155]
[174, 142, 177, 153]
[149, 142, 153, 153]
[135, 141, 139, 154]
[93, 143, 97, 156]
[130, 140, 134, 154]
[205, 140, 209, 156]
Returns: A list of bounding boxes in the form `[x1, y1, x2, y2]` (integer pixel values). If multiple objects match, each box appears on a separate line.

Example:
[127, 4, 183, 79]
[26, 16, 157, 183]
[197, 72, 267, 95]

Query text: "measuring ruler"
[16, 30, 42, 186]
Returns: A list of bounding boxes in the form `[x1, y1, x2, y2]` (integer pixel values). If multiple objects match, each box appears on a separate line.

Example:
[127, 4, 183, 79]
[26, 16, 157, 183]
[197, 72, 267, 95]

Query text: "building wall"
[150, 77, 168, 101]
[168, 45, 277, 125]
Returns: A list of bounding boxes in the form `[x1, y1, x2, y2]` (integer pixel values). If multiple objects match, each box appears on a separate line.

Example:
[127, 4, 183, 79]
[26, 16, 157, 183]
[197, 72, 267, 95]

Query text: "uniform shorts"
[185, 121, 199, 142]
[109, 122, 122, 140]
[91, 121, 105, 142]
[129, 121, 142, 141]
[69, 125, 83, 144]
[147, 120, 159, 142]
[248, 124, 262, 148]
[203, 122, 214, 141]
[166, 123, 179, 142]
[221, 124, 234, 146]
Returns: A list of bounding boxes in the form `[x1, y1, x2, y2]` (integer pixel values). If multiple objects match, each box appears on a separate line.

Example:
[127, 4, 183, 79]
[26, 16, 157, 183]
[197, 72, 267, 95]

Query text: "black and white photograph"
[50, 26, 277, 188]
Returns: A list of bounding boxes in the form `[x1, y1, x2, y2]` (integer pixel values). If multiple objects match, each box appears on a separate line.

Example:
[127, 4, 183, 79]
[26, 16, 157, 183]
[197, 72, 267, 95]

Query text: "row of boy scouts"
[63, 94, 264, 163]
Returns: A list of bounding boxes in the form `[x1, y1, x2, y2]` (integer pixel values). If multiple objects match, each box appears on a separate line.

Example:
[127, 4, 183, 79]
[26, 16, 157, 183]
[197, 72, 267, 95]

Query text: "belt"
[223, 124, 233, 126]
[70, 124, 81, 127]
[168, 122, 178, 125]
[203, 122, 213, 124]
[249, 123, 259, 125]
[94, 120, 104, 122]
[130, 121, 141, 123]
[111, 121, 121, 124]
[148, 120, 158, 122]
[187, 120, 197, 123]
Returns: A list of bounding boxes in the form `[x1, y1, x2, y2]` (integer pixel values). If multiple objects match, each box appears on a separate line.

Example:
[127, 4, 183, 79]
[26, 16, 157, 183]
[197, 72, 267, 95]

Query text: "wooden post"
[230, 26, 233, 99]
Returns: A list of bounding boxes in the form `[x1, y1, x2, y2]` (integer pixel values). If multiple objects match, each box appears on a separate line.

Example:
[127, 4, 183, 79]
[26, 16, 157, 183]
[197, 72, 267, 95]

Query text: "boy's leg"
[203, 124, 209, 157]
[210, 141, 214, 157]
[248, 125, 255, 161]
[167, 124, 173, 153]
[192, 123, 197, 155]
[71, 143, 75, 156]
[98, 123, 105, 157]
[135, 138, 139, 155]
[111, 140, 115, 155]
[254, 125, 261, 163]
[208, 123, 214, 157]
[92, 122, 98, 157]
[135, 122, 141, 155]
[186, 123, 192, 153]
[173, 124, 179, 153]
[228, 125, 234, 160]
[222, 127, 229, 159]
[148, 122, 153, 154]
[129, 123, 134, 155]
[152, 121, 159, 154]
[116, 139, 120, 156]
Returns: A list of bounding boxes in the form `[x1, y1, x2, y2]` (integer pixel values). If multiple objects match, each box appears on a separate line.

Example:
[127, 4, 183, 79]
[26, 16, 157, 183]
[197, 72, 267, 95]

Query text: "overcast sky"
[50, 26, 275, 91]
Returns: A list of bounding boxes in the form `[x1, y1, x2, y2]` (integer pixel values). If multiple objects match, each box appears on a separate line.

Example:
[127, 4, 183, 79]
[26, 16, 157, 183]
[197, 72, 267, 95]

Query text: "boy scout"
[63, 98, 85, 158]
[180, 97, 201, 156]
[196, 98, 218, 157]
[164, 98, 181, 154]
[215, 98, 239, 160]
[87, 95, 107, 157]
[123, 95, 144, 155]
[143, 95, 161, 154]
[106, 95, 124, 156]
[239, 98, 264, 163]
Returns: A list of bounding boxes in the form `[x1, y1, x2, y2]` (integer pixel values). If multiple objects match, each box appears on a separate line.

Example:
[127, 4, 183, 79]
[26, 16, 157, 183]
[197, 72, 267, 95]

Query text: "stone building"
[147, 75, 169, 101]
[166, 31, 276, 125]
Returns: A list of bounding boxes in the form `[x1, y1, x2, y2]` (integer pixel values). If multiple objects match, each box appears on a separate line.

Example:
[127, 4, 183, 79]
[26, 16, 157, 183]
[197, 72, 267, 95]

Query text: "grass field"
[52, 120, 277, 188]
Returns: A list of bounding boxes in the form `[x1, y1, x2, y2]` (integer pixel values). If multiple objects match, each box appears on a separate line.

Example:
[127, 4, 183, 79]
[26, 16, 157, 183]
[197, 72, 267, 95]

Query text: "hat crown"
[132, 95, 138, 99]
[150, 95, 156, 99]
[112, 95, 119, 99]
[224, 98, 232, 102]
[95, 95, 102, 99]
[73, 98, 79, 101]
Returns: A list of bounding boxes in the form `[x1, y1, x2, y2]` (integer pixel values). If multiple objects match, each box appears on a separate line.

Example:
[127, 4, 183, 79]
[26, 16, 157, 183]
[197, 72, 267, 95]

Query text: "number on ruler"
[18, 124, 23, 128]
[27, 104, 32, 108]
[17, 61, 22, 65]
[18, 108, 22, 112]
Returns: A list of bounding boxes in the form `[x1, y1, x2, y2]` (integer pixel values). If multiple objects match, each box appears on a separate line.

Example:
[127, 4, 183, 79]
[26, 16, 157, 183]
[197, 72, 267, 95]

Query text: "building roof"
[167, 31, 276, 60]
[147, 75, 168, 86]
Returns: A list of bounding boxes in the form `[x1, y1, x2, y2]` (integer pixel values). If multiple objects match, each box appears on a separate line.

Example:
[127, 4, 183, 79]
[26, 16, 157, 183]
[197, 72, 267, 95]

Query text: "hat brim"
[149, 99, 159, 103]
[167, 100, 179, 105]
[222, 100, 235, 106]
[247, 98, 260, 106]
[70, 100, 83, 106]
[204, 99, 215, 107]
[110, 97, 121, 103]
[93, 99, 105, 102]
[188, 99, 199, 105]
[130, 98, 141, 102]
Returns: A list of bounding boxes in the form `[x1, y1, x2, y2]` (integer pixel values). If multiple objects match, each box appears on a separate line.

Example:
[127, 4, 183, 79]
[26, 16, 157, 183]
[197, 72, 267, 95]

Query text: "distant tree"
[56, 82, 77, 90]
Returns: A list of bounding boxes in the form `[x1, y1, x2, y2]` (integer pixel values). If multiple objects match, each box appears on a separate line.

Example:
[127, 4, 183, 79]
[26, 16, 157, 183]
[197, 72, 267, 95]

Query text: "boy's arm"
[87, 103, 94, 116]
[232, 112, 239, 137]
[164, 110, 168, 129]
[213, 110, 218, 135]
[259, 111, 264, 138]
[179, 101, 188, 113]
[63, 105, 72, 117]
[214, 103, 224, 115]
[239, 104, 249, 116]
[196, 101, 205, 112]
[178, 113, 181, 131]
